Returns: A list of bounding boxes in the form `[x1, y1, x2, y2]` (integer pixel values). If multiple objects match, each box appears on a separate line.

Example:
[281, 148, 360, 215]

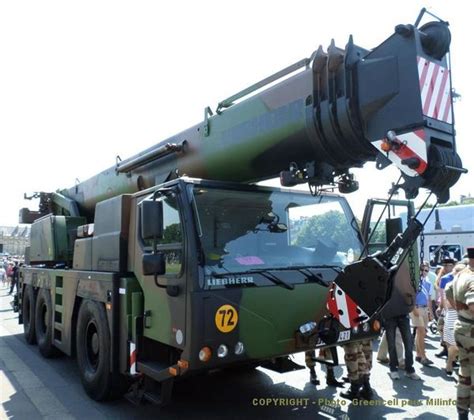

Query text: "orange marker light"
[169, 367, 178, 376]
[178, 359, 189, 369]
[380, 141, 392, 152]
[199, 346, 212, 362]
[372, 320, 381, 332]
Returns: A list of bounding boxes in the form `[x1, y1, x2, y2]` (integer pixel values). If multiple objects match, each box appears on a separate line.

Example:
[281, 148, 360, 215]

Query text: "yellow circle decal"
[215, 304, 238, 333]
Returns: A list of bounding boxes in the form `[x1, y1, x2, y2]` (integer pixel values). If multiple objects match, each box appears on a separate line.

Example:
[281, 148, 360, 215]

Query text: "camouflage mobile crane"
[18, 10, 464, 404]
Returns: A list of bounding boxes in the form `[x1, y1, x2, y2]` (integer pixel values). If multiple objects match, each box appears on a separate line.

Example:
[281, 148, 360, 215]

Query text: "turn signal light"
[199, 346, 212, 362]
[380, 140, 392, 152]
[169, 367, 178, 376]
[372, 320, 381, 331]
[177, 359, 189, 369]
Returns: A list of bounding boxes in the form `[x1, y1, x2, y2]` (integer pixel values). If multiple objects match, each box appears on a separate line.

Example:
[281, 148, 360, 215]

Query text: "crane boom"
[21, 17, 463, 223]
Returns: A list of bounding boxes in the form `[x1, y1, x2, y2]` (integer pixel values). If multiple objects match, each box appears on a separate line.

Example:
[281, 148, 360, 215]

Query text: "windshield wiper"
[295, 268, 329, 287]
[272, 265, 343, 274]
[268, 265, 342, 287]
[210, 269, 294, 290]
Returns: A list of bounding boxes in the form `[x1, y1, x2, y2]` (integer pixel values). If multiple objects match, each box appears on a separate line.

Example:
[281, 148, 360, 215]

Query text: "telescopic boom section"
[22, 17, 463, 222]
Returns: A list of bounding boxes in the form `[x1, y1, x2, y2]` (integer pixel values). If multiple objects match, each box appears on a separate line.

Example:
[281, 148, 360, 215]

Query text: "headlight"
[299, 321, 317, 335]
[352, 326, 359, 335]
[234, 342, 245, 355]
[362, 322, 370, 332]
[217, 344, 229, 358]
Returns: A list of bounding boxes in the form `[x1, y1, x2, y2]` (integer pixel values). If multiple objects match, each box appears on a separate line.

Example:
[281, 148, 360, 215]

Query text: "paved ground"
[0, 285, 461, 419]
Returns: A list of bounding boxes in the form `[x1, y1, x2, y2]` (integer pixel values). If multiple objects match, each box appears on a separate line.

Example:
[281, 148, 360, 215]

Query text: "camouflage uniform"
[445, 266, 474, 417]
[305, 348, 343, 387]
[340, 339, 373, 400]
[343, 340, 373, 381]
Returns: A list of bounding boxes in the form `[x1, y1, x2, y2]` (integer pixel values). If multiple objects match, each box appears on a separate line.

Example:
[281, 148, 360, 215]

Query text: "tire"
[35, 288, 59, 358]
[76, 299, 129, 401]
[22, 285, 36, 345]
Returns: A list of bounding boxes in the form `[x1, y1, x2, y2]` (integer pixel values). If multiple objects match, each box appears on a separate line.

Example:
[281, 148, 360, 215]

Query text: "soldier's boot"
[457, 410, 469, 420]
[340, 380, 361, 400]
[326, 368, 344, 387]
[309, 367, 320, 385]
[359, 375, 374, 400]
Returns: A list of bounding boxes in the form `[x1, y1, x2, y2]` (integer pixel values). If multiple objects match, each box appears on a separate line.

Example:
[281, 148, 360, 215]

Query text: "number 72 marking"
[215, 304, 239, 333]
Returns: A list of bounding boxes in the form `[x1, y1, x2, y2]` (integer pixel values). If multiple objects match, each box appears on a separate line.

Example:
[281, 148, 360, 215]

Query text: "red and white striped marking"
[418, 56, 452, 124]
[326, 283, 367, 329]
[373, 129, 427, 176]
[129, 342, 137, 375]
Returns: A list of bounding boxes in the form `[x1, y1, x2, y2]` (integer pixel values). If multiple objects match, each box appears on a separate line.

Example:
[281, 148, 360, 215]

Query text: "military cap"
[467, 247, 474, 259]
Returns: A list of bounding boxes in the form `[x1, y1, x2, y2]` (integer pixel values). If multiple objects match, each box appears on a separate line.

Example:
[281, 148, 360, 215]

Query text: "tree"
[161, 223, 182, 244]
[293, 210, 357, 251]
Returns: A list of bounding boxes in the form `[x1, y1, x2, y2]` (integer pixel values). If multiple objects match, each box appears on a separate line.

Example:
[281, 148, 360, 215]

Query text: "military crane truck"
[18, 11, 464, 404]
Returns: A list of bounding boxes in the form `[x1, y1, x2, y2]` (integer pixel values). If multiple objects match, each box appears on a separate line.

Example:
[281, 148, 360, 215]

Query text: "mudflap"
[126, 377, 174, 407]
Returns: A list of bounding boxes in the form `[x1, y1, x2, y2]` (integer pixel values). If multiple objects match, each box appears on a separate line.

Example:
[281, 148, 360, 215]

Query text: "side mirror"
[386, 217, 403, 246]
[269, 223, 288, 233]
[141, 200, 163, 240]
[142, 252, 166, 276]
[261, 212, 277, 224]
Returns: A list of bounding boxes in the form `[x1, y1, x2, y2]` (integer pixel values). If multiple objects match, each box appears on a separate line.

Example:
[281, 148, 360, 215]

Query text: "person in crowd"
[340, 340, 373, 400]
[445, 247, 474, 420]
[377, 328, 404, 369]
[6, 262, 13, 292]
[384, 310, 421, 380]
[432, 265, 443, 320]
[411, 263, 434, 366]
[435, 258, 456, 358]
[9, 261, 19, 295]
[443, 263, 466, 375]
[423, 261, 439, 318]
[0, 265, 6, 288]
[379, 265, 421, 381]
[305, 348, 343, 387]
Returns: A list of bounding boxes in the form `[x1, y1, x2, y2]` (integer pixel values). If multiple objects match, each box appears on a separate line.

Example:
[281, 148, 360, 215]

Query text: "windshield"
[192, 186, 362, 287]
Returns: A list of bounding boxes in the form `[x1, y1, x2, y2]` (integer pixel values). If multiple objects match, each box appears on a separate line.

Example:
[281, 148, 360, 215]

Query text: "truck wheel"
[76, 299, 129, 401]
[35, 288, 59, 358]
[22, 285, 36, 345]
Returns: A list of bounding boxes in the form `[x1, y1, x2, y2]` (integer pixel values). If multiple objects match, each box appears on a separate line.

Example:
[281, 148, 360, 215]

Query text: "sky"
[0, 1, 472, 226]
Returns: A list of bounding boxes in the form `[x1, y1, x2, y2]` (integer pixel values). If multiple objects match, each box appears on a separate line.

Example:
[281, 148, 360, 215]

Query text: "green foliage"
[162, 223, 182, 243]
[293, 210, 356, 250]
[369, 222, 386, 243]
[422, 198, 474, 208]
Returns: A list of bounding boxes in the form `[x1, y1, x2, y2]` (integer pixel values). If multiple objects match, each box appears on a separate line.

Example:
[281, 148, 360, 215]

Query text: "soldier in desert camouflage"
[445, 247, 474, 420]
[305, 349, 343, 387]
[340, 340, 373, 400]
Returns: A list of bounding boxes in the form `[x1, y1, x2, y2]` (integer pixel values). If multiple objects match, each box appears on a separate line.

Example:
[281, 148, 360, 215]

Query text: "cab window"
[142, 193, 183, 275]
